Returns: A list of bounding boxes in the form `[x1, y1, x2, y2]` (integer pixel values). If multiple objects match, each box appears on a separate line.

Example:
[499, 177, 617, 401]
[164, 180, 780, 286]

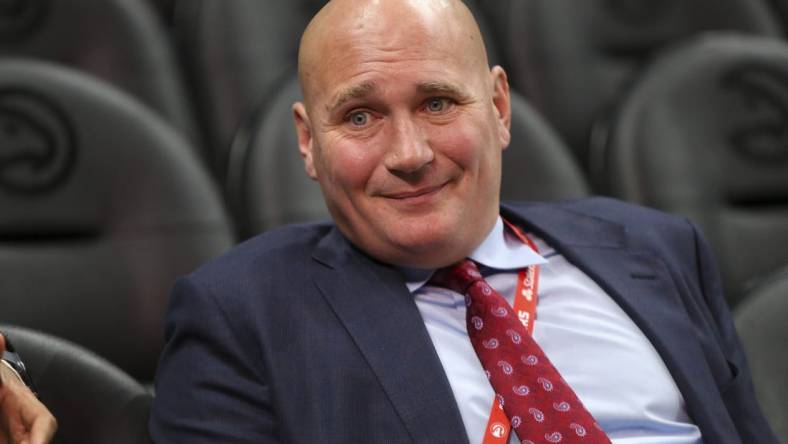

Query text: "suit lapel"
[503, 203, 738, 443]
[310, 228, 470, 444]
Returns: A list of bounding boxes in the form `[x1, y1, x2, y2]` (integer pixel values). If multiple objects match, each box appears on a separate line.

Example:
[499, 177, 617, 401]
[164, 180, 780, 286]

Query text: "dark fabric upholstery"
[734, 266, 788, 443]
[502, 91, 590, 202]
[148, 0, 177, 25]
[2, 324, 152, 444]
[477, 0, 781, 167]
[598, 34, 788, 307]
[172, 0, 501, 181]
[228, 76, 589, 238]
[0, 0, 196, 144]
[173, 0, 314, 179]
[226, 76, 328, 237]
[764, 0, 788, 33]
[0, 59, 235, 381]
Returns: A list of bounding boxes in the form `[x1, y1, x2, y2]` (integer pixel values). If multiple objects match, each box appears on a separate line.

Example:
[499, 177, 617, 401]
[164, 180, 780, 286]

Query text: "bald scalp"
[297, 0, 490, 109]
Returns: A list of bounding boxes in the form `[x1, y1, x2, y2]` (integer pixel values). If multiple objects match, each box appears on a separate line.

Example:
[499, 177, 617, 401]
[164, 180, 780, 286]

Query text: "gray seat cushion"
[0, 0, 196, 143]
[2, 324, 152, 444]
[598, 34, 788, 306]
[477, 0, 781, 166]
[0, 59, 235, 381]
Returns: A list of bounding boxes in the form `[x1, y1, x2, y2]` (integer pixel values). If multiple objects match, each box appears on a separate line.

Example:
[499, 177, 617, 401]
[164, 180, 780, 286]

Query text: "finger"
[27, 413, 56, 444]
[0, 334, 5, 388]
[17, 398, 55, 444]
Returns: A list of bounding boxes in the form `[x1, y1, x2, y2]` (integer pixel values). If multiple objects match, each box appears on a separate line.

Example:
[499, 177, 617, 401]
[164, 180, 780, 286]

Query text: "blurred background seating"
[595, 34, 788, 307]
[2, 324, 153, 444]
[475, 0, 782, 173]
[172, 0, 313, 181]
[0, 0, 198, 151]
[0, 59, 234, 382]
[765, 0, 788, 32]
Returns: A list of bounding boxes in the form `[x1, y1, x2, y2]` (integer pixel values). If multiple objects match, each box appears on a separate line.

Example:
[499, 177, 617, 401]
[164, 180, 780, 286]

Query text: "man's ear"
[490, 66, 511, 150]
[293, 102, 318, 180]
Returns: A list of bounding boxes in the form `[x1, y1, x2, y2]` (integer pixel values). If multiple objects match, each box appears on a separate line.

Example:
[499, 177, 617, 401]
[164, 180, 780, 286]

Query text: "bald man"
[150, 1, 777, 443]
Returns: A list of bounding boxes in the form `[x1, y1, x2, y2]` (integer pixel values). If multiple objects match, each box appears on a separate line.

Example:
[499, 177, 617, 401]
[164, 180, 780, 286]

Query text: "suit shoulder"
[187, 221, 333, 286]
[505, 197, 699, 253]
[509, 197, 689, 229]
[563, 196, 687, 227]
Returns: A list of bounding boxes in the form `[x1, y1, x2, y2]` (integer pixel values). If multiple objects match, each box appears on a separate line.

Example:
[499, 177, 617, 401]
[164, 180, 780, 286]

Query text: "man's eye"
[426, 98, 450, 113]
[348, 111, 370, 127]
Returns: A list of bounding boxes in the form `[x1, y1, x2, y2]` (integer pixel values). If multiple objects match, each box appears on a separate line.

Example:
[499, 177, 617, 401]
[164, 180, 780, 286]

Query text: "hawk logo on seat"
[0, 0, 50, 42]
[0, 89, 75, 194]
[722, 64, 788, 164]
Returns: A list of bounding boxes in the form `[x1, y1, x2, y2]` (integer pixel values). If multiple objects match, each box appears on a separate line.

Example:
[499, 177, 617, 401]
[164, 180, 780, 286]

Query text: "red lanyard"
[481, 221, 540, 444]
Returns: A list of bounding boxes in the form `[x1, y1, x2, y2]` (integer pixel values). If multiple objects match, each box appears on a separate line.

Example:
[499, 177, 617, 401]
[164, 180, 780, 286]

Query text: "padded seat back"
[478, 0, 781, 166]
[764, 0, 788, 32]
[599, 35, 788, 306]
[228, 77, 589, 237]
[2, 324, 153, 444]
[503, 92, 590, 202]
[0, 59, 235, 381]
[734, 266, 788, 443]
[0, 0, 196, 142]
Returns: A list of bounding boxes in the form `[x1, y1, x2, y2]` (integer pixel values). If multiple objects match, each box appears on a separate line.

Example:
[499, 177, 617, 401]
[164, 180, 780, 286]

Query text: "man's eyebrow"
[327, 81, 378, 115]
[326, 80, 473, 115]
[417, 81, 472, 100]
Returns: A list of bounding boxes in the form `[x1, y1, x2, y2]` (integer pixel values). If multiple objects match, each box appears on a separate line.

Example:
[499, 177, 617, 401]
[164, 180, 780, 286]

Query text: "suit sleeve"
[688, 222, 780, 443]
[149, 276, 281, 443]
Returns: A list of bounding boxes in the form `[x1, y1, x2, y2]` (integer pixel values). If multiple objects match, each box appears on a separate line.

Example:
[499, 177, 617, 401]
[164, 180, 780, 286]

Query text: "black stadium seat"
[734, 266, 788, 443]
[477, 0, 782, 169]
[226, 76, 328, 236]
[0, 0, 197, 145]
[2, 324, 152, 444]
[228, 77, 589, 238]
[502, 91, 590, 203]
[597, 34, 788, 307]
[764, 0, 788, 32]
[0, 59, 235, 381]
[173, 0, 314, 179]
[148, 0, 177, 25]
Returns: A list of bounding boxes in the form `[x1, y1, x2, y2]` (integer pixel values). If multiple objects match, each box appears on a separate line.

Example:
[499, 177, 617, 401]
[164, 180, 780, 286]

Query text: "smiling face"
[294, 0, 511, 268]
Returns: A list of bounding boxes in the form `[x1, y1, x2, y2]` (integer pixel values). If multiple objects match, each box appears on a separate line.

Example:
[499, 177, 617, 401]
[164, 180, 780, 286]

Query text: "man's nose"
[383, 117, 434, 174]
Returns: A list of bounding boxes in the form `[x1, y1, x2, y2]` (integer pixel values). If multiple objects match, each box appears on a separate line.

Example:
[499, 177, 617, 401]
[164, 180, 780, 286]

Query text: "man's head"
[294, 0, 511, 268]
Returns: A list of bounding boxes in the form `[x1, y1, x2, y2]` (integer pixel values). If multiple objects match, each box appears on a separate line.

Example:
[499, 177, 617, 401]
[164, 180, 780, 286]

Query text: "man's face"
[294, 1, 511, 268]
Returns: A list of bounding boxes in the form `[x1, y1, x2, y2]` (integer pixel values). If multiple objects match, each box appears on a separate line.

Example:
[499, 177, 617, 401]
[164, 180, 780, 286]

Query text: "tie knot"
[429, 259, 484, 294]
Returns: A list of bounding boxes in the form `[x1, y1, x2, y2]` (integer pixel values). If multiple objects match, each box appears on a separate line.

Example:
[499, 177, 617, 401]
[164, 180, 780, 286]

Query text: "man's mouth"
[384, 183, 446, 200]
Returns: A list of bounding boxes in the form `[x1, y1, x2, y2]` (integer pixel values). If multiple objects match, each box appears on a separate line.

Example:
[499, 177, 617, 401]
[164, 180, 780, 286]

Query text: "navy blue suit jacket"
[150, 198, 778, 443]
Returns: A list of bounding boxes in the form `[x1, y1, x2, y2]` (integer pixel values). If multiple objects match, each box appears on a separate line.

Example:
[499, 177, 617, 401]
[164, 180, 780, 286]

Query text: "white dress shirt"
[404, 217, 703, 444]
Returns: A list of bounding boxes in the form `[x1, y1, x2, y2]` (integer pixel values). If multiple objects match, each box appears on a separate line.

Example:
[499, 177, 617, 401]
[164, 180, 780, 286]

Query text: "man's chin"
[381, 230, 467, 268]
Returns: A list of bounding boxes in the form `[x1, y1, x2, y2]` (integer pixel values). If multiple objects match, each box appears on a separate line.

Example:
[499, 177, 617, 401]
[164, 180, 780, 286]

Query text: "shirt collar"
[401, 216, 547, 293]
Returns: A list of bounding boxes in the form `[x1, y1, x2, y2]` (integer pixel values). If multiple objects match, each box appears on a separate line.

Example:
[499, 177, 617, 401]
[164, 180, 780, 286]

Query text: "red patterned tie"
[430, 259, 611, 444]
